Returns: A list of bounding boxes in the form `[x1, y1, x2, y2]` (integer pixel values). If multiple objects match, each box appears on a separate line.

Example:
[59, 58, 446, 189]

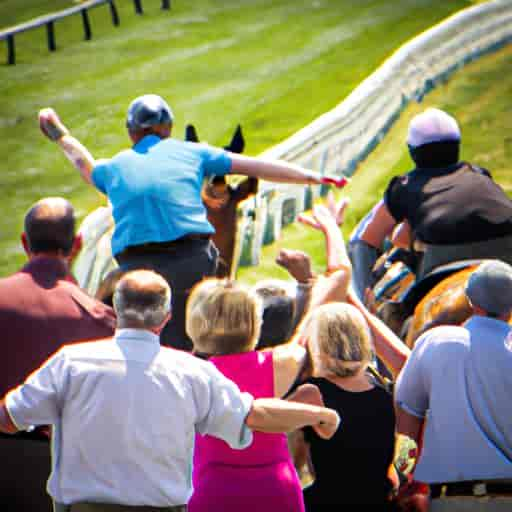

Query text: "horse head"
[185, 123, 245, 154]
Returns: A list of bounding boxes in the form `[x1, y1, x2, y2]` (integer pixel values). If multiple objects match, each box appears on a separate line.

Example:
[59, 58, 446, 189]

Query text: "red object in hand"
[321, 176, 349, 188]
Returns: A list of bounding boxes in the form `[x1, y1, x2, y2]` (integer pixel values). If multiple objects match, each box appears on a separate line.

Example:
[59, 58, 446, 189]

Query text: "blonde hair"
[186, 279, 262, 355]
[310, 303, 373, 377]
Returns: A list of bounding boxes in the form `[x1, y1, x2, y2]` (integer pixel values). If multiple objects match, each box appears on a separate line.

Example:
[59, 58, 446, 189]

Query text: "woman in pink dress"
[185, 277, 347, 509]
[186, 279, 308, 512]
[186, 197, 353, 511]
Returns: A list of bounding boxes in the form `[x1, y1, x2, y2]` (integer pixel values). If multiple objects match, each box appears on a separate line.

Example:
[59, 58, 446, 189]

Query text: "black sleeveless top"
[302, 377, 395, 508]
[384, 163, 512, 244]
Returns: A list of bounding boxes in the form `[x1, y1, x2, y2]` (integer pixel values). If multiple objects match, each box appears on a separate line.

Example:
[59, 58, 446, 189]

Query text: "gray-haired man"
[0, 270, 339, 512]
[395, 260, 512, 510]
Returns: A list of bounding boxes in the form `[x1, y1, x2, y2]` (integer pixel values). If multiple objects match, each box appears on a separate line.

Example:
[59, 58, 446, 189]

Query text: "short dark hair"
[24, 198, 75, 255]
[257, 295, 295, 349]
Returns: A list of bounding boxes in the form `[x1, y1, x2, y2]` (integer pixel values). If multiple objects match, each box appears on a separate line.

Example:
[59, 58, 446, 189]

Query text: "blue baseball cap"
[465, 260, 512, 315]
[126, 94, 174, 130]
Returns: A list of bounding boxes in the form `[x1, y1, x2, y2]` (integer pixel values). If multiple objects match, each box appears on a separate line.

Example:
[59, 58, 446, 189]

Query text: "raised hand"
[276, 248, 313, 284]
[298, 204, 338, 234]
[298, 191, 350, 230]
[328, 191, 350, 226]
[38, 108, 69, 142]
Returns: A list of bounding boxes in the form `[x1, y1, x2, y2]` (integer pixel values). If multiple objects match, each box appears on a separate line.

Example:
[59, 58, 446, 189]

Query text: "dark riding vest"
[384, 162, 512, 277]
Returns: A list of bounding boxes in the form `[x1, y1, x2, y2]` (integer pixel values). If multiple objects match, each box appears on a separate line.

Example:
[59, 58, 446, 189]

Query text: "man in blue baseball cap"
[39, 95, 326, 350]
[395, 259, 512, 510]
[126, 94, 174, 131]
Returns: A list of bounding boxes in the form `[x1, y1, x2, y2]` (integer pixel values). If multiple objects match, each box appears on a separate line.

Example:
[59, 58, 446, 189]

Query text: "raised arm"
[348, 288, 410, 378]
[39, 108, 96, 185]
[229, 153, 322, 185]
[297, 197, 352, 305]
[358, 199, 397, 249]
[297, 195, 410, 376]
[276, 248, 314, 331]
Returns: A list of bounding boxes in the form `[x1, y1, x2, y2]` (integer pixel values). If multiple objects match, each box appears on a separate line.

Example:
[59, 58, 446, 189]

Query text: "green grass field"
[0, 0, 471, 276]
[238, 43, 512, 284]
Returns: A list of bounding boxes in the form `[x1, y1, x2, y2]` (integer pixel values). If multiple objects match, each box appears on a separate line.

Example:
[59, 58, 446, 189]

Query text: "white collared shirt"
[6, 329, 253, 506]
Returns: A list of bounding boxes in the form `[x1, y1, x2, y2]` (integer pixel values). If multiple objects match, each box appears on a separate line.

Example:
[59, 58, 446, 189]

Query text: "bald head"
[113, 270, 171, 329]
[24, 197, 75, 255]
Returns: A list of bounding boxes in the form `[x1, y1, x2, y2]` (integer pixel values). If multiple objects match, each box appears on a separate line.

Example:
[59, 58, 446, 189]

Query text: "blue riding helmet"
[126, 94, 174, 130]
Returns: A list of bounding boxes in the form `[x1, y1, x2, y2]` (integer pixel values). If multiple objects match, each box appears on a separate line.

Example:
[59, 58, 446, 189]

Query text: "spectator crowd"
[0, 98, 510, 512]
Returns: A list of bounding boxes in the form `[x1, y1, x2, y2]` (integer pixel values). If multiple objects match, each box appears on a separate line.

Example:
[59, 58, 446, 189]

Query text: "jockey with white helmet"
[350, 108, 512, 300]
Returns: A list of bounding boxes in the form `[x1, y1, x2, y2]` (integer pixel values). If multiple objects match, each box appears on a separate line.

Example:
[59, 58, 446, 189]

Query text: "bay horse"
[187, 124, 259, 278]
[368, 248, 477, 348]
[404, 265, 474, 347]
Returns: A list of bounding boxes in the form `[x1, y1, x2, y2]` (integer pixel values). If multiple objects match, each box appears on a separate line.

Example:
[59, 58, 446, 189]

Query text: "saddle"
[400, 259, 484, 316]
[370, 258, 482, 338]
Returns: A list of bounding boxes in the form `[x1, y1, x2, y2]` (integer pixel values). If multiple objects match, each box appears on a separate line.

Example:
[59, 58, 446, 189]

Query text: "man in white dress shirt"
[0, 270, 339, 512]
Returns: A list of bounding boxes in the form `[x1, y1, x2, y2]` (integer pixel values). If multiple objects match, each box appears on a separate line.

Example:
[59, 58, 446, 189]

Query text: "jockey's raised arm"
[39, 108, 96, 185]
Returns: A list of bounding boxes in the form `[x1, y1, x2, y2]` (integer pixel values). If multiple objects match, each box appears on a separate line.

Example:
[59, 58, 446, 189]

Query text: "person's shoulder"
[59, 337, 114, 359]
[370, 381, 394, 402]
[0, 267, 42, 303]
[302, 375, 331, 391]
[185, 140, 227, 158]
[57, 279, 115, 317]
[384, 171, 415, 207]
[272, 342, 306, 364]
[0, 270, 25, 288]
[464, 162, 492, 178]
[160, 137, 198, 151]
[414, 324, 470, 354]
[111, 148, 137, 163]
[160, 138, 215, 160]
[159, 347, 212, 374]
[387, 170, 415, 190]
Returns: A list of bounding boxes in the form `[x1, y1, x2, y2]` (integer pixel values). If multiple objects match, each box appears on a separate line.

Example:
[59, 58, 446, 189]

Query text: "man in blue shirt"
[39, 95, 325, 350]
[395, 260, 512, 510]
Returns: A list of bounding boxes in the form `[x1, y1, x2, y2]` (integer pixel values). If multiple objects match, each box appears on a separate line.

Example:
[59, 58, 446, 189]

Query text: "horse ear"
[185, 124, 199, 142]
[224, 124, 245, 153]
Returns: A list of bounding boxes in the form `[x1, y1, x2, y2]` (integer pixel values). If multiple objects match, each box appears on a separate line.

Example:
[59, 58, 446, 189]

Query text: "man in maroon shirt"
[0, 197, 116, 511]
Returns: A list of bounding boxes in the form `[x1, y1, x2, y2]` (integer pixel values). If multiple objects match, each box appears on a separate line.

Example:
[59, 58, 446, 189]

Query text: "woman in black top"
[293, 302, 396, 509]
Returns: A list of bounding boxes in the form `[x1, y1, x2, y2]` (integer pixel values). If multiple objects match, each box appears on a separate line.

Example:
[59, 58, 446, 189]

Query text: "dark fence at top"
[0, 0, 171, 65]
